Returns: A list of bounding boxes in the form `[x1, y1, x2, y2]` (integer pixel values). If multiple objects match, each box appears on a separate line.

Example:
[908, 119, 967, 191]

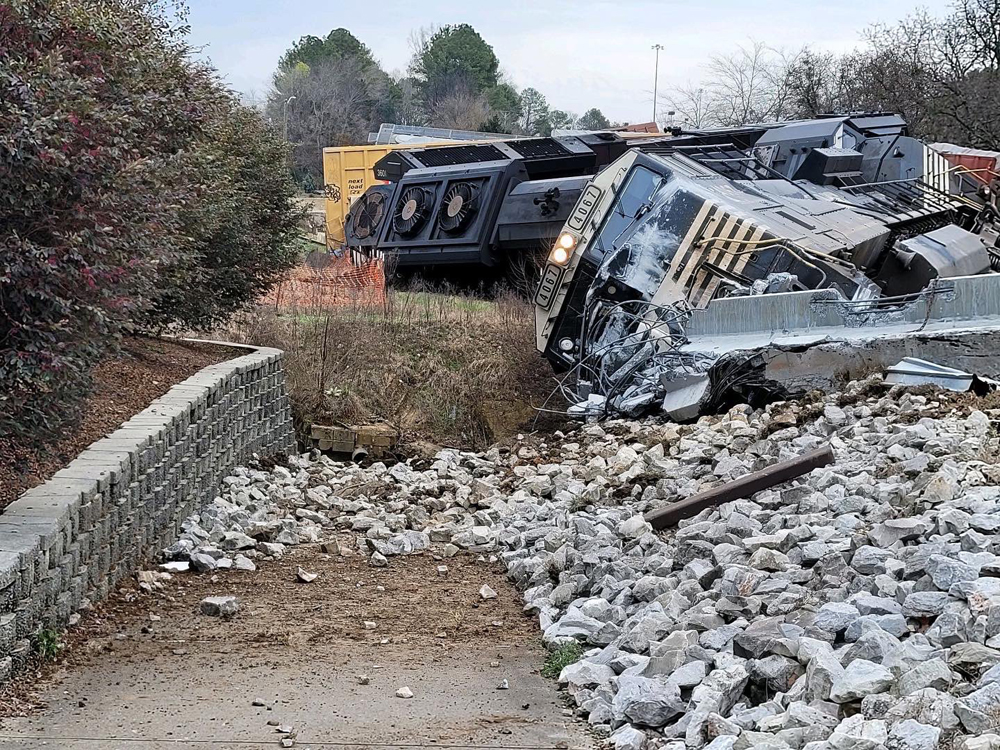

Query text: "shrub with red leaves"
[0, 1, 300, 442]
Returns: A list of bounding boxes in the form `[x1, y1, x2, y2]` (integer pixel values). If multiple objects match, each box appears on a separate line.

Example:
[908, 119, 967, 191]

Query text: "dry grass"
[221, 286, 561, 450]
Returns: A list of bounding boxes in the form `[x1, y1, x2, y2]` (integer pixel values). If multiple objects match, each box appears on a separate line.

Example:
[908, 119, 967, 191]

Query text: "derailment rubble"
[164, 377, 1000, 749]
[643, 445, 834, 530]
[531, 115, 1000, 421]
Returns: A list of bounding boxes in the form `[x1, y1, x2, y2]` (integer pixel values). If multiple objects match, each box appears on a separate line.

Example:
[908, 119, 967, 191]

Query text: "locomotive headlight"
[550, 232, 577, 265]
[551, 246, 571, 265]
[557, 232, 577, 250]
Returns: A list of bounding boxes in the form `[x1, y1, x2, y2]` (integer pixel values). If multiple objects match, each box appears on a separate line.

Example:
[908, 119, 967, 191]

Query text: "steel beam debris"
[644, 446, 835, 530]
[884, 357, 975, 391]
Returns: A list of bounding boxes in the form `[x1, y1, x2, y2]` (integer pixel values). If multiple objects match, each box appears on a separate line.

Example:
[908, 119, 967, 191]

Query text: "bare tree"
[956, 0, 1000, 68]
[792, 50, 844, 117]
[767, 47, 806, 121]
[269, 56, 375, 186]
[240, 89, 267, 112]
[429, 81, 489, 130]
[659, 84, 717, 128]
[659, 3, 1000, 149]
[853, 5, 1000, 148]
[908, 2, 1000, 148]
[660, 41, 803, 128]
[407, 25, 438, 63]
[706, 41, 789, 125]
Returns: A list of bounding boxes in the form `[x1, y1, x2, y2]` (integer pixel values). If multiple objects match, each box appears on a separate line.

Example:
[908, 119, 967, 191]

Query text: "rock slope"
[162, 379, 1000, 750]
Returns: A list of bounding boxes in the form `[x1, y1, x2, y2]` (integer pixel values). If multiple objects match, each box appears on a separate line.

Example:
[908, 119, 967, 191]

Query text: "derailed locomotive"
[531, 115, 1000, 417]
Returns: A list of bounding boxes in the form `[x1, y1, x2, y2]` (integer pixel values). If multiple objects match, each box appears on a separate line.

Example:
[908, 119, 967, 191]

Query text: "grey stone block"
[9, 640, 30, 672]
[51, 465, 114, 493]
[0, 615, 17, 654]
[0, 344, 293, 684]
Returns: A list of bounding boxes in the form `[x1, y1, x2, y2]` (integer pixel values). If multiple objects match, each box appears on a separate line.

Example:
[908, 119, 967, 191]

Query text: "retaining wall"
[0, 343, 295, 679]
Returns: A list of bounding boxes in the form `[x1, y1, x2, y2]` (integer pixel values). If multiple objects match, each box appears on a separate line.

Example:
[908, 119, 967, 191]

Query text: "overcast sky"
[186, 0, 953, 124]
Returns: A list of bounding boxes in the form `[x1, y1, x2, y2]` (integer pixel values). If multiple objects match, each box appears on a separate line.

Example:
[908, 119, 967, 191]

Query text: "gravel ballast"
[160, 377, 1000, 750]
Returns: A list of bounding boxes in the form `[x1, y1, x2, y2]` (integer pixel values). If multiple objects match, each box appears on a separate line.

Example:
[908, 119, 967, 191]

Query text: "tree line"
[659, 0, 1000, 152]
[265, 25, 613, 189]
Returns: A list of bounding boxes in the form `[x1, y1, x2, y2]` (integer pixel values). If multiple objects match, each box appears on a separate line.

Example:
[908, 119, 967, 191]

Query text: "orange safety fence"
[261, 255, 386, 309]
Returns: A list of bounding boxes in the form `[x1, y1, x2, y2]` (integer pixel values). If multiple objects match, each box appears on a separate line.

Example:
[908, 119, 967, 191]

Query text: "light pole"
[652, 44, 663, 124]
[283, 95, 297, 142]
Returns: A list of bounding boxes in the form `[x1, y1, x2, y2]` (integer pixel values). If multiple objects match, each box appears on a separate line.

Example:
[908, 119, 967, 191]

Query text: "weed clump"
[541, 641, 584, 679]
[224, 284, 562, 450]
[35, 629, 63, 662]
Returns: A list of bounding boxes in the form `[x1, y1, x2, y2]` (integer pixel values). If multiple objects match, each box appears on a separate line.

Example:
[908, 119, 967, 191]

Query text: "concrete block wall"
[0, 343, 295, 680]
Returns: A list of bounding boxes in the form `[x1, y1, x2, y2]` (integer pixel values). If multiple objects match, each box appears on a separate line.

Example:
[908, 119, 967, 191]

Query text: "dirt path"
[0, 543, 591, 750]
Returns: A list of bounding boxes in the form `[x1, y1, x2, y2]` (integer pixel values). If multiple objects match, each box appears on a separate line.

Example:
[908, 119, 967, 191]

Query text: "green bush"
[142, 103, 302, 332]
[0, 0, 300, 441]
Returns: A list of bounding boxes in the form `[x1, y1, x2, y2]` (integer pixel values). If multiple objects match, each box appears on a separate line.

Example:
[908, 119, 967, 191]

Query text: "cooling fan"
[352, 190, 388, 240]
[392, 186, 432, 236]
[438, 181, 481, 234]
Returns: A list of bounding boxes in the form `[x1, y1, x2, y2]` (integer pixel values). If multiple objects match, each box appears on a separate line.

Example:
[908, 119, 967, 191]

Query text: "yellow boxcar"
[323, 142, 466, 249]
[323, 144, 392, 249]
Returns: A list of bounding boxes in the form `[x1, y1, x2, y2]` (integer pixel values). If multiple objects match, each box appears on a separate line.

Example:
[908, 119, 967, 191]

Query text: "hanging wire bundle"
[535, 296, 703, 420]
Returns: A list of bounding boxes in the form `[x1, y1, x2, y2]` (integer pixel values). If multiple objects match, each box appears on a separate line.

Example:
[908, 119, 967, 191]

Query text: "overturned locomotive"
[343, 133, 633, 284]
[532, 114, 1000, 418]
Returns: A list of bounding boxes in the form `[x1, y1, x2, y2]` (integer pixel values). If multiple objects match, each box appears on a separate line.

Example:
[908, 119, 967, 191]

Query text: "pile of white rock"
[159, 464, 324, 573]
[171, 377, 1000, 750]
